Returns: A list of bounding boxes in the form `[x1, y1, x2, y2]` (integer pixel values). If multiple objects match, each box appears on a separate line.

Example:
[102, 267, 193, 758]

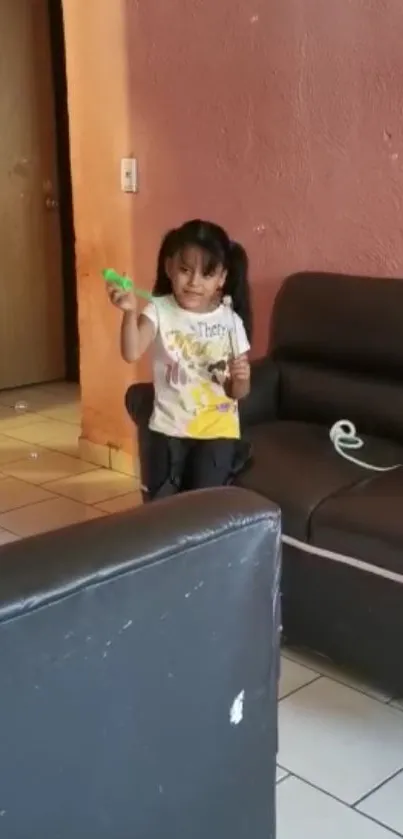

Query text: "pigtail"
[152, 228, 177, 296]
[224, 242, 253, 342]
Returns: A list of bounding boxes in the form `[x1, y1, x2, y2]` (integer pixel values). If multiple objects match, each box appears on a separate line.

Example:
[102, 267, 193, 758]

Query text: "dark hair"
[153, 219, 253, 341]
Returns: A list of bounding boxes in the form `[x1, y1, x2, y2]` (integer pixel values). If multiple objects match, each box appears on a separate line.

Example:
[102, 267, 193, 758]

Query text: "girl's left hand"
[229, 355, 250, 382]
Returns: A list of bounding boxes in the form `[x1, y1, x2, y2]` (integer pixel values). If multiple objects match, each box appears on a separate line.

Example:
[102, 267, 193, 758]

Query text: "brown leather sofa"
[238, 271, 403, 696]
[0, 488, 280, 839]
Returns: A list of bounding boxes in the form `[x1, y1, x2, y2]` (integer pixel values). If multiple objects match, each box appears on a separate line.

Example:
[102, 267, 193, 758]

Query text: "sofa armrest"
[125, 382, 154, 427]
[0, 487, 279, 623]
[0, 488, 280, 838]
[240, 356, 280, 428]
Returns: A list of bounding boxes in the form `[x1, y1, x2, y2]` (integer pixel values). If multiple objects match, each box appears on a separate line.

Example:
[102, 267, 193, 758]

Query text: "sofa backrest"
[0, 488, 280, 839]
[271, 272, 403, 373]
[271, 272, 403, 441]
[277, 360, 403, 442]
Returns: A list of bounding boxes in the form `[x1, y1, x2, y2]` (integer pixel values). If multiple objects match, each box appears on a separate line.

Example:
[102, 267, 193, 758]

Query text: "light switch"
[121, 158, 138, 193]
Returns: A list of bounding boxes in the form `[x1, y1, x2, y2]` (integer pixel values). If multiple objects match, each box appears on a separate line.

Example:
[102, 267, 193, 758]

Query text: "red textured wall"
[126, 0, 403, 358]
[64, 0, 403, 452]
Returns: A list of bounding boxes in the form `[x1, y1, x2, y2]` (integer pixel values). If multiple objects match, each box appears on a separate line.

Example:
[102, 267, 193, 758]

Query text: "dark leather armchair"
[0, 487, 280, 839]
[237, 271, 403, 695]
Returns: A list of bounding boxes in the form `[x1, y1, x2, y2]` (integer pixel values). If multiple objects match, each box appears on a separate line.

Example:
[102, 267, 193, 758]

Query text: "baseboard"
[79, 437, 110, 468]
[78, 437, 140, 478]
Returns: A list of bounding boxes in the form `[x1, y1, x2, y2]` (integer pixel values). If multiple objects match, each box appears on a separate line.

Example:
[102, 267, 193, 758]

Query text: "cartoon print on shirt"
[165, 360, 188, 388]
[166, 326, 231, 377]
[142, 296, 250, 440]
[157, 317, 240, 437]
[207, 359, 229, 387]
[163, 338, 195, 391]
[186, 382, 238, 439]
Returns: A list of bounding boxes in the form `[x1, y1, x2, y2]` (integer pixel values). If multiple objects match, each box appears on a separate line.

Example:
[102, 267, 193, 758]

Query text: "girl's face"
[166, 246, 226, 313]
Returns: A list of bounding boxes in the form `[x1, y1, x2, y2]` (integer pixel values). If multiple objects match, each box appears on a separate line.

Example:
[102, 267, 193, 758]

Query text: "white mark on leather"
[230, 690, 245, 725]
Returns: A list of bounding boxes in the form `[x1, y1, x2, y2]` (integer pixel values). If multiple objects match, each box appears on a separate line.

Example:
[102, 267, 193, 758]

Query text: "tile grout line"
[41, 478, 137, 503]
[0, 398, 84, 531]
[0, 433, 139, 506]
[278, 770, 403, 838]
[0, 467, 105, 511]
[0, 454, 96, 481]
[1, 435, 141, 480]
[0, 472, 139, 525]
[0, 526, 21, 540]
[0, 455, 140, 520]
[0, 492, 109, 520]
[352, 766, 403, 808]
[0, 438, 85, 467]
[276, 764, 290, 785]
[1, 405, 141, 480]
[0, 497, 110, 539]
[279, 674, 323, 702]
[281, 648, 394, 706]
[276, 773, 290, 786]
[1, 410, 77, 427]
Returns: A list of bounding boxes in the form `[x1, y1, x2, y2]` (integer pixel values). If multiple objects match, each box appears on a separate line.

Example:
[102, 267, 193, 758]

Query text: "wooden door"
[0, 0, 66, 389]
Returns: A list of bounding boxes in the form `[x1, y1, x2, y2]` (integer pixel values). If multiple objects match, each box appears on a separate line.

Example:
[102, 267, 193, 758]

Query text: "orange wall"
[63, 0, 403, 453]
[62, 0, 137, 453]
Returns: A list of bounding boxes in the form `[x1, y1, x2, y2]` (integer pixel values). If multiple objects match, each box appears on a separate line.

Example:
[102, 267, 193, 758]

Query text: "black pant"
[146, 431, 236, 500]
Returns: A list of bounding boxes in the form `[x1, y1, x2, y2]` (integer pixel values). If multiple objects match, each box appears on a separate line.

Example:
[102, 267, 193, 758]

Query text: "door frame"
[47, 0, 78, 383]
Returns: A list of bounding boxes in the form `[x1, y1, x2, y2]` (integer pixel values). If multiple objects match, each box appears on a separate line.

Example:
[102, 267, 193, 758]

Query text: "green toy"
[102, 268, 154, 302]
[103, 268, 133, 292]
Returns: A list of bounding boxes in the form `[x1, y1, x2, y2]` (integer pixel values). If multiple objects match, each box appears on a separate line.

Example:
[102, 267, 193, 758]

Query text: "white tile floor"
[278, 650, 403, 838]
[1, 383, 403, 836]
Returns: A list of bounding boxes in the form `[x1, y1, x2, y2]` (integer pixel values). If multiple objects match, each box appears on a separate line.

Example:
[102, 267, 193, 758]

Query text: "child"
[108, 219, 252, 499]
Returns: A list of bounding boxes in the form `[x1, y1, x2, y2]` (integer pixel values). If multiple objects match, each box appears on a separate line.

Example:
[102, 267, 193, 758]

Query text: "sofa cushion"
[310, 467, 403, 577]
[236, 421, 403, 540]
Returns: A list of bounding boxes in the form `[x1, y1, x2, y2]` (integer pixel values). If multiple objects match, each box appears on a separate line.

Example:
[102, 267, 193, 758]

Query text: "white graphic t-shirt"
[142, 295, 250, 440]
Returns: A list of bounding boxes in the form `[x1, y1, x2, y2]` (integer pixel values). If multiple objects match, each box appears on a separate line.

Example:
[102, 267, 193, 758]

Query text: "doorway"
[0, 0, 78, 391]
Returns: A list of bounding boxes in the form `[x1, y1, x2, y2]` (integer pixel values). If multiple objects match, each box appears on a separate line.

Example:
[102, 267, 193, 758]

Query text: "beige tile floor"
[1, 383, 403, 836]
[0, 382, 142, 541]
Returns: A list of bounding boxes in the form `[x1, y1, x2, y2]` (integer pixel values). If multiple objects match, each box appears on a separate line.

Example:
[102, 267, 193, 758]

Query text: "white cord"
[329, 420, 400, 472]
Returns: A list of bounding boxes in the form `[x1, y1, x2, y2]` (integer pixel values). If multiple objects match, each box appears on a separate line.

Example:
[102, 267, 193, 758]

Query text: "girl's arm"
[120, 312, 155, 362]
[228, 354, 251, 400]
[107, 284, 156, 362]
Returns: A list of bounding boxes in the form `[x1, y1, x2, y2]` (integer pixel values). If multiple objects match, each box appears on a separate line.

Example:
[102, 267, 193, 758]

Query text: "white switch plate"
[121, 158, 138, 193]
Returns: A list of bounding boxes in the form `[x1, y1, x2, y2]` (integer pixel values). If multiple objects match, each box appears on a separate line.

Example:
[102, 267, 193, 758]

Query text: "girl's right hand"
[107, 284, 137, 313]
